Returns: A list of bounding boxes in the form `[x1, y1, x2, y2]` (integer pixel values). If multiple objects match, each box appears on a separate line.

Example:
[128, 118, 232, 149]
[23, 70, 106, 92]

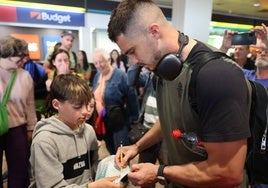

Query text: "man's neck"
[256, 67, 268, 79]
[102, 65, 113, 79]
[236, 58, 247, 68]
[181, 38, 197, 62]
[60, 46, 70, 52]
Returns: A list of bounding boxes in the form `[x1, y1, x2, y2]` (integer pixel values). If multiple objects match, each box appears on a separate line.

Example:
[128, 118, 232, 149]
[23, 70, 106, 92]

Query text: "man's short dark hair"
[108, 0, 154, 42]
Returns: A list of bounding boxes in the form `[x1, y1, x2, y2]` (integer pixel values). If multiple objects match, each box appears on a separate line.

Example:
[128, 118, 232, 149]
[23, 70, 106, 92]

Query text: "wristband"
[157, 165, 169, 185]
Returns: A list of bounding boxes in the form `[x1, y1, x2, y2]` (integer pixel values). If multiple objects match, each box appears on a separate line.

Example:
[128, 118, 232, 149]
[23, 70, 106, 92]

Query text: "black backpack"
[33, 63, 48, 99]
[188, 51, 268, 185]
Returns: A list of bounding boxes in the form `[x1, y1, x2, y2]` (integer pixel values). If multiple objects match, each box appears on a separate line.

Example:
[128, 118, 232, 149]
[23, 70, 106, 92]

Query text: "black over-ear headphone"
[154, 32, 189, 81]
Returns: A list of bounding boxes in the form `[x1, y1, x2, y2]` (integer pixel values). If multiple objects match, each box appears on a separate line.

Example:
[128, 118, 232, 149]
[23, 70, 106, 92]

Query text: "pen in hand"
[120, 141, 123, 172]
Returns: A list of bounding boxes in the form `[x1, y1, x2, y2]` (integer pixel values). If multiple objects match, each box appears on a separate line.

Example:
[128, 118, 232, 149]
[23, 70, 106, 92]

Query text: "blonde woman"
[92, 48, 139, 154]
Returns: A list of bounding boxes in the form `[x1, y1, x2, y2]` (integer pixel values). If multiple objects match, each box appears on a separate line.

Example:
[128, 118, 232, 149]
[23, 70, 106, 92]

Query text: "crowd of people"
[0, 30, 134, 188]
[1, 0, 268, 187]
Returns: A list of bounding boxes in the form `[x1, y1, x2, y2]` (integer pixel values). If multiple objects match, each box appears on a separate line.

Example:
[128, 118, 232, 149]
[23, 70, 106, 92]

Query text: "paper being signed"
[95, 155, 130, 183]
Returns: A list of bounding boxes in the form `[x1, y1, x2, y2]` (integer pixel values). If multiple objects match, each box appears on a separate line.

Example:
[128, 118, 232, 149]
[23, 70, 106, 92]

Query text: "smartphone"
[231, 32, 257, 45]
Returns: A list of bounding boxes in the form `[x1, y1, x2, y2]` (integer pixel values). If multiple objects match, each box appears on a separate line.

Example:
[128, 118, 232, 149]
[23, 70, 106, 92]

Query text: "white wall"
[81, 3, 214, 60]
[80, 12, 120, 61]
[172, 0, 212, 43]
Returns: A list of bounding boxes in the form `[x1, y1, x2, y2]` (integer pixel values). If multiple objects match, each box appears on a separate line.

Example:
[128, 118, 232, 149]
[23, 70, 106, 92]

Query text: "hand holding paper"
[95, 155, 130, 184]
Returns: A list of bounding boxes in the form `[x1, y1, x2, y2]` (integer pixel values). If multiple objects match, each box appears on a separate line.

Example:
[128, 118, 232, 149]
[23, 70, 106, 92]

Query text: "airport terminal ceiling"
[9, 0, 268, 24]
[156, 0, 268, 20]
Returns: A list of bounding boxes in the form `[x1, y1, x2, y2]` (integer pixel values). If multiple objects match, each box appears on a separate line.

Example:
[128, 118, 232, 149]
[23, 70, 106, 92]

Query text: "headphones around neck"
[154, 32, 189, 81]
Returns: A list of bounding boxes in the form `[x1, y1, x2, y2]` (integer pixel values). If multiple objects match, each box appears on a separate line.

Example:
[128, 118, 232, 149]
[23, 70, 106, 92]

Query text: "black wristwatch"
[157, 165, 169, 185]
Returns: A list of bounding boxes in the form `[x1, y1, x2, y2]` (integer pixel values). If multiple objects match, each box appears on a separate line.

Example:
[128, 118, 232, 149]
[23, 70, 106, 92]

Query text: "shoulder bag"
[0, 71, 17, 136]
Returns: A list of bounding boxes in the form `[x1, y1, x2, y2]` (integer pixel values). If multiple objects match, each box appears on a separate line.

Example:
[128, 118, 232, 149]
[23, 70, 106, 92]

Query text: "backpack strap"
[72, 51, 78, 71]
[188, 51, 232, 113]
[260, 91, 268, 154]
[250, 81, 268, 154]
[137, 72, 152, 122]
[1, 71, 17, 106]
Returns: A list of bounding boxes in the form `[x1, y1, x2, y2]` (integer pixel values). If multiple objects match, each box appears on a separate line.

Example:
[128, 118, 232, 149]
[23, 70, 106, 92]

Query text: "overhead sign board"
[0, 5, 84, 26]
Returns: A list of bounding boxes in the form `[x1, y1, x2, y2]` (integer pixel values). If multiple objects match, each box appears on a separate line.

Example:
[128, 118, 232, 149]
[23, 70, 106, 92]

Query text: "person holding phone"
[220, 30, 256, 70]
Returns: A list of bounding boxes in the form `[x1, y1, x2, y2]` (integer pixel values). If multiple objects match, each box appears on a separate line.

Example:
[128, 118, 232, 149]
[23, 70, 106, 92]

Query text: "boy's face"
[52, 99, 91, 129]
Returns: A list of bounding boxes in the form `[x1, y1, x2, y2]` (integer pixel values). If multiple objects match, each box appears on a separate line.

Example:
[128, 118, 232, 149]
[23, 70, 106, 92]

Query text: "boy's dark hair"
[50, 74, 91, 104]
[50, 74, 91, 111]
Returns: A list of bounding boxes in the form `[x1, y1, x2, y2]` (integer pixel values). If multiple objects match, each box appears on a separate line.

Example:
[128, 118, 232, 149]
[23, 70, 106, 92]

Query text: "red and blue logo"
[30, 11, 41, 20]
[18, 7, 84, 26]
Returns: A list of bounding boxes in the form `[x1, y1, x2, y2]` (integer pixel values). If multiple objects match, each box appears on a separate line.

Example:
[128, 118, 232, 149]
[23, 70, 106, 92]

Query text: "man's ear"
[149, 24, 160, 39]
[52, 99, 60, 110]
